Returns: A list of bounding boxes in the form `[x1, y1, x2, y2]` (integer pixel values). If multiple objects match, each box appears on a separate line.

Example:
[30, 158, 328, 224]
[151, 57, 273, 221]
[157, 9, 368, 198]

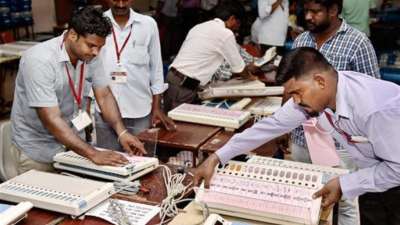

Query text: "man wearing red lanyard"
[95, 0, 175, 155]
[7, 7, 145, 179]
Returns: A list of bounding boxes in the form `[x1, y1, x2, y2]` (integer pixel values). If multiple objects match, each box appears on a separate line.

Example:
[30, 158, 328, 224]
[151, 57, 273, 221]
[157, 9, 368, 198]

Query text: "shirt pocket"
[126, 46, 149, 66]
[325, 53, 351, 71]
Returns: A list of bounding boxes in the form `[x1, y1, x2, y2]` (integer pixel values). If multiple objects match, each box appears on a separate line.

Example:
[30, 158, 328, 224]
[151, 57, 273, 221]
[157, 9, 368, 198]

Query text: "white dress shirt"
[98, 9, 164, 118]
[216, 71, 400, 200]
[170, 18, 245, 85]
[251, 0, 289, 46]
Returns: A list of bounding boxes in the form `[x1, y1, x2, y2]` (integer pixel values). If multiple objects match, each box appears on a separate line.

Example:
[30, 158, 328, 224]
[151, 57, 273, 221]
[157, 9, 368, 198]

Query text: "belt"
[170, 67, 187, 80]
[170, 67, 200, 89]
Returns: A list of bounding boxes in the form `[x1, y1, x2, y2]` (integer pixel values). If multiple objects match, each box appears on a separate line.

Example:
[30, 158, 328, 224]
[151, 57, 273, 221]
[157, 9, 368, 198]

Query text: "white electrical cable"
[157, 165, 208, 225]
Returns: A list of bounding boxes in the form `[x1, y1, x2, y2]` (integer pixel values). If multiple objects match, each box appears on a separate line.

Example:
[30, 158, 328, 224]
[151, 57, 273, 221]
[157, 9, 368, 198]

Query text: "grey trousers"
[291, 142, 360, 225]
[4, 144, 55, 180]
[163, 70, 199, 112]
[95, 112, 151, 153]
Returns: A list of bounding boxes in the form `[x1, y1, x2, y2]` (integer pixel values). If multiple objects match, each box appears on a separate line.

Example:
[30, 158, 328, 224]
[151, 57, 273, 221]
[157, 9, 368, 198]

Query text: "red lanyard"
[112, 24, 133, 64]
[324, 112, 355, 144]
[60, 40, 85, 110]
[65, 63, 85, 110]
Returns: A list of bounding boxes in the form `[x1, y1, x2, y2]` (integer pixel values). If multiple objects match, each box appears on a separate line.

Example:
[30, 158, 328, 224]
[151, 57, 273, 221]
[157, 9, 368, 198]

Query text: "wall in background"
[32, 0, 56, 32]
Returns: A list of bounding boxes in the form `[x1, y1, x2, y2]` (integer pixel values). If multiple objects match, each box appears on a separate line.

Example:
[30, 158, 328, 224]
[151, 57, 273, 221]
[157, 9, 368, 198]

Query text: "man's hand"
[313, 177, 343, 208]
[194, 154, 220, 188]
[152, 109, 177, 131]
[89, 150, 129, 166]
[247, 63, 262, 75]
[119, 132, 147, 156]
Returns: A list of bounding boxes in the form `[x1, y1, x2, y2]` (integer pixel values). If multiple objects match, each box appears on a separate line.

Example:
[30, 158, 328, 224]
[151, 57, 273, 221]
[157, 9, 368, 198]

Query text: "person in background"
[163, 2, 260, 112]
[7, 7, 145, 180]
[95, 0, 175, 155]
[156, 0, 180, 60]
[251, 0, 290, 55]
[342, 0, 376, 36]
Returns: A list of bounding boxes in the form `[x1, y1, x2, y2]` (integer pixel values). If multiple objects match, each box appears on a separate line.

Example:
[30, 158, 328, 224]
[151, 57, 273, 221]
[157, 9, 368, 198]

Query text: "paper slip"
[86, 199, 160, 225]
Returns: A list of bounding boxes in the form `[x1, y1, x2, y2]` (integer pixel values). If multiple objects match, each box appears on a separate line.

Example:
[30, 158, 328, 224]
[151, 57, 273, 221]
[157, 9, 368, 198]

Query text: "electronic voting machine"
[168, 103, 251, 129]
[0, 170, 114, 217]
[0, 201, 33, 225]
[53, 149, 159, 182]
[195, 157, 348, 225]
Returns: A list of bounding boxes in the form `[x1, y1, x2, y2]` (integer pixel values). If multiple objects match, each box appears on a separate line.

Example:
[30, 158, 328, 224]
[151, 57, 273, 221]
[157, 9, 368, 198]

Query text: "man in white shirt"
[95, 0, 175, 154]
[251, 0, 289, 55]
[164, 2, 259, 111]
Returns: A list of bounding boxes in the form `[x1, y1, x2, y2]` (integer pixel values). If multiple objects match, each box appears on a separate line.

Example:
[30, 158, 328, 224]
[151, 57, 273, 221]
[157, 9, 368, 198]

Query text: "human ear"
[313, 73, 326, 90]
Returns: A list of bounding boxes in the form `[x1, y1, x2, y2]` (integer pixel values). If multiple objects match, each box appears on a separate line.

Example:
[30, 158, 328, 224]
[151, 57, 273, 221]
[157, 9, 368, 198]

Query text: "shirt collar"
[337, 19, 350, 34]
[213, 18, 226, 28]
[57, 32, 71, 63]
[308, 19, 350, 43]
[333, 71, 351, 119]
[105, 9, 141, 30]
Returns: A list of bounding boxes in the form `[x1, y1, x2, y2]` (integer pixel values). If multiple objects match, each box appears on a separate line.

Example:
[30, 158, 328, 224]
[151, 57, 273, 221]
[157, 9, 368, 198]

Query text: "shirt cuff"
[151, 83, 168, 95]
[93, 77, 111, 88]
[215, 145, 235, 165]
[28, 101, 58, 108]
[339, 168, 374, 200]
[265, 5, 272, 16]
[230, 60, 246, 74]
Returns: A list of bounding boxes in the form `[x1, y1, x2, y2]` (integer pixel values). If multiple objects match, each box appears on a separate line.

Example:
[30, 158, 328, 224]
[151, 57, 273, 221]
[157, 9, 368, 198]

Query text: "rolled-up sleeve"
[21, 56, 58, 108]
[257, 0, 276, 19]
[220, 34, 245, 74]
[148, 19, 165, 95]
[89, 57, 111, 88]
[216, 99, 308, 164]
[340, 109, 400, 199]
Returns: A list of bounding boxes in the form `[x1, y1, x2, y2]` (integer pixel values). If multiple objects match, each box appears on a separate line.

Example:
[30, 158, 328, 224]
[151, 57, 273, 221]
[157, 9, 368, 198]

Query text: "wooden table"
[199, 129, 279, 157]
[16, 165, 193, 225]
[138, 122, 221, 166]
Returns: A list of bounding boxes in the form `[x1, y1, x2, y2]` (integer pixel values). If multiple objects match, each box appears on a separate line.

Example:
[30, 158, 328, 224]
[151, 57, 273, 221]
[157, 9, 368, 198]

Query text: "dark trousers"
[359, 186, 400, 225]
[163, 70, 199, 112]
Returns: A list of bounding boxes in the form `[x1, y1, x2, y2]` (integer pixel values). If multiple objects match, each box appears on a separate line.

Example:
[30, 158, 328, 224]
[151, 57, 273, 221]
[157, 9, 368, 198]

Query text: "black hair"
[276, 47, 334, 85]
[215, 1, 245, 23]
[304, 0, 343, 14]
[68, 6, 112, 38]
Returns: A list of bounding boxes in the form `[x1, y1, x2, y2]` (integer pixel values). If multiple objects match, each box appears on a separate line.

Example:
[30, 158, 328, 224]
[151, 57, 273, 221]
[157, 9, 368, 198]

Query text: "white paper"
[71, 111, 92, 131]
[86, 199, 160, 225]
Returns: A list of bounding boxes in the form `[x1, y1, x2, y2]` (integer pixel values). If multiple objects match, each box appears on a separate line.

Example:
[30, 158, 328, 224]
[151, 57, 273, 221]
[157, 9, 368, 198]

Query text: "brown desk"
[138, 122, 221, 166]
[199, 121, 280, 157]
[18, 165, 193, 225]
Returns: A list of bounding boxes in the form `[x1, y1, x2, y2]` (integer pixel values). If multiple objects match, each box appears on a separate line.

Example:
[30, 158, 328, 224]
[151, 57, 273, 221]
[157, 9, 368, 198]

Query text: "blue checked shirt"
[291, 20, 380, 148]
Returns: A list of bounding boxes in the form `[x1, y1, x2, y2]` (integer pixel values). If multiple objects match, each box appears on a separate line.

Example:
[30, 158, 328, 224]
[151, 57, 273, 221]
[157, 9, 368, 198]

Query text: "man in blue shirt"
[8, 7, 145, 179]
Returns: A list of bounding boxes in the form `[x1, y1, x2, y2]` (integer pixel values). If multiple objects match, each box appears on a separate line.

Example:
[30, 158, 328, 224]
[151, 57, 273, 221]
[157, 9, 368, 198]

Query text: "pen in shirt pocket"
[350, 136, 369, 143]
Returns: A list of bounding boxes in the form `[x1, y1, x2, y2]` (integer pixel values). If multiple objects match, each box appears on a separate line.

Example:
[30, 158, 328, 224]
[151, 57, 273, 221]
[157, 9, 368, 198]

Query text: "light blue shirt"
[11, 34, 110, 163]
[98, 9, 164, 118]
[216, 71, 400, 199]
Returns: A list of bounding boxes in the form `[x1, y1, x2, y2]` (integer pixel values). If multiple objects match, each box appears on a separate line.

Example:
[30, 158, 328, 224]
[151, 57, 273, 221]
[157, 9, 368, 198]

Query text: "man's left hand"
[119, 132, 147, 156]
[152, 109, 177, 131]
[313, 177, 343, 208]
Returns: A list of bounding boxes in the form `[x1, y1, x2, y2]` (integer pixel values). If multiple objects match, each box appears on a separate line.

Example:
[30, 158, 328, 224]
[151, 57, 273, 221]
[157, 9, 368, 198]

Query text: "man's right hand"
[89, 150, 129, 166]
[193, 154, 221, 188]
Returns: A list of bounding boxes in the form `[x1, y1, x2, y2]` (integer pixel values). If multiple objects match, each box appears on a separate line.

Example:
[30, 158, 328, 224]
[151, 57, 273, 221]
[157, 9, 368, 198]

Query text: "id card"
[71, 110, 92, 132]
[111, 63, 128, 84]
